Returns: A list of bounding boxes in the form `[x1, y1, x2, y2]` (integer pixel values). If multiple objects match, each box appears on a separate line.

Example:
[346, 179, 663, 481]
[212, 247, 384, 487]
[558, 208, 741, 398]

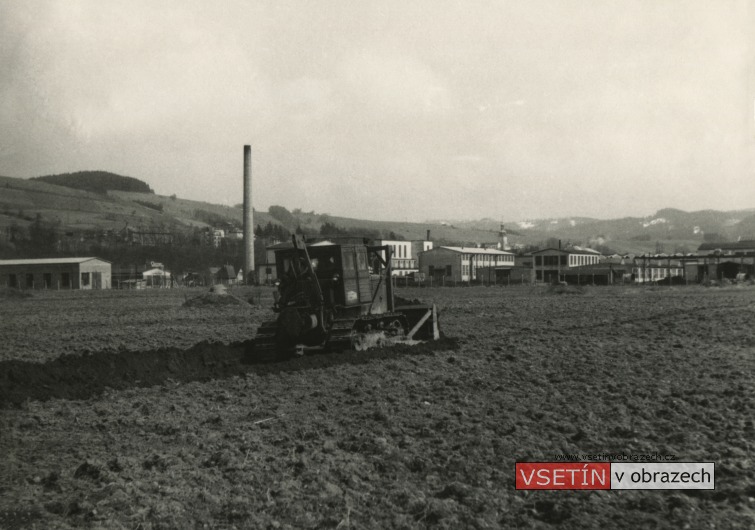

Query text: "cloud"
[0, 1, 752, 221]
[338, 49, 453, 116]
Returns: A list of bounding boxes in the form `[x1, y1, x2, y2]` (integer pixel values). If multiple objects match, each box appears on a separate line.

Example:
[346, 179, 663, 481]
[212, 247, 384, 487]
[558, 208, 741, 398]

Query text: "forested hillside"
[32, 171, 154, 195]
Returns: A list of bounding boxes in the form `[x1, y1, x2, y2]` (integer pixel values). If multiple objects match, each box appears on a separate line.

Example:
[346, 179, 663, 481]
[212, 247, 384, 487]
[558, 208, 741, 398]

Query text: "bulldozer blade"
[397, 304, 440, 341]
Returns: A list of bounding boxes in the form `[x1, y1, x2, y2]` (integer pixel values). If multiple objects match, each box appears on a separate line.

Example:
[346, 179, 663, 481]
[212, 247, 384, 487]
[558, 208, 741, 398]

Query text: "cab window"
[356, 250, 368, 272]
[342, 250, 355, 272]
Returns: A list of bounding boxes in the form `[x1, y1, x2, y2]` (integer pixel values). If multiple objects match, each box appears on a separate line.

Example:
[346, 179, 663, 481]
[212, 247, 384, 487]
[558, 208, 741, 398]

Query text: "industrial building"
[562, 262, 632, 285]
[374, 238, 433, 277]
[531, 247, 602, 283]
[0, 257, 112, 290]
[631, 255, 685, 283]
[684, 241, 755, 282]
[419, 246, 515, 283]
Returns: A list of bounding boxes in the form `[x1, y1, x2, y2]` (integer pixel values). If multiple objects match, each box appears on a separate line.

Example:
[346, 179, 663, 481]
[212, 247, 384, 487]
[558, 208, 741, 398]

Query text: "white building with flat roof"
[374, 239, 433, 276]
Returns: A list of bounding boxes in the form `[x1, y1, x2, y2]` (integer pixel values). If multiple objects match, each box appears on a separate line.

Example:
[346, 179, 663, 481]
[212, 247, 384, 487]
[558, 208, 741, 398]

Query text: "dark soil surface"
[0, 284, 753, 529]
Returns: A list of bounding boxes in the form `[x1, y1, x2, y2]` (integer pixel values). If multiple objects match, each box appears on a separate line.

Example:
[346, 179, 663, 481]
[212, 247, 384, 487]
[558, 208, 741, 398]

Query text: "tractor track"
[0, 337, 458, 407]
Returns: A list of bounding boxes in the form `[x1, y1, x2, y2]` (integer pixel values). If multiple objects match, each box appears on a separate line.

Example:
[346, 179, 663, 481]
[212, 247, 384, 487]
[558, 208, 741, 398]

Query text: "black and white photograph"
[1, 1, 754, 528]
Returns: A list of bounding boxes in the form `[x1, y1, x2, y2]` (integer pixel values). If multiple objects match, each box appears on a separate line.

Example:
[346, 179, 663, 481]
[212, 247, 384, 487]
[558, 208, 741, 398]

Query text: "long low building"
[0, 257, 112, 290]
[530, 247, 602, 283]
[419, 246, 515, 283]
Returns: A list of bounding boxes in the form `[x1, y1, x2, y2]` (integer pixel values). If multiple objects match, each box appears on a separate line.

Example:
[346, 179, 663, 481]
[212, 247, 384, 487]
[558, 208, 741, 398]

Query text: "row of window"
[568, 255, 600, 266]
[535, 255, 599, 266]
[632, 268, 683, 280]
[5, 272, 70, 289]
[4, 272, 99, 289]
[391, 259, 417, 269]
[389, 244, 411, 259]
[461, 255, 514, 265]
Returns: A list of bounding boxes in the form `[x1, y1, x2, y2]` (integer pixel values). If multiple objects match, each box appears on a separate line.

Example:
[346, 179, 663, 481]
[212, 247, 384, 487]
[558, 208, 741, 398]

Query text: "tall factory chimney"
[243, 145, 255, 284]
[499, 224, 509, 250]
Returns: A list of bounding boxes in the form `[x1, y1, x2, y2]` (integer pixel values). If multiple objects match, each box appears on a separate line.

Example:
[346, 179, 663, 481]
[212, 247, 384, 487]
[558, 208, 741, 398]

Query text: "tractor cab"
[274, 239, 392, 317]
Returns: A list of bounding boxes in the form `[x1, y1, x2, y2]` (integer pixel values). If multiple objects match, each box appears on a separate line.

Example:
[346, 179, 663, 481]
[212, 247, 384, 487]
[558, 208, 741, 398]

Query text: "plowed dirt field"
[1, 285, 753, 529]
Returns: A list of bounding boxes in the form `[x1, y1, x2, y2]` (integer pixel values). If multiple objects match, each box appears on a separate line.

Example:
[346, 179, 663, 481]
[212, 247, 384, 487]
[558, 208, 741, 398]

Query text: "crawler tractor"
[252, 235, 439, 359]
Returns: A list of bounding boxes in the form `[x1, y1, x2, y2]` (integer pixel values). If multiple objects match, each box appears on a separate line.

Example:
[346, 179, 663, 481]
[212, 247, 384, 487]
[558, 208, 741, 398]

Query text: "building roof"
[0, 257, 110, 266]
[564, 264, 631, 274]
[142, 268, 171, 276]
[530, 247, 602, 255]
[698, 240, 755, 252]
[267, 241, 293, 250]
[437, 246, 514, 256]
[266, 239, 335, 250]
[375, 239, 430, 244]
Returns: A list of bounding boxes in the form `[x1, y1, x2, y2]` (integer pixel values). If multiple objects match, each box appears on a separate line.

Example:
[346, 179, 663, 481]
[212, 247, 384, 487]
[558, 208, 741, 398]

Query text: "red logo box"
[516, 462, 611, 490]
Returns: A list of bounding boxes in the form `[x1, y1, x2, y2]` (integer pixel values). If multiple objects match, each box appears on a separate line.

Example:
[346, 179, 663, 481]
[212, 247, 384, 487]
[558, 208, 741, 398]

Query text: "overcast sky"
[1, 1, 753, 222]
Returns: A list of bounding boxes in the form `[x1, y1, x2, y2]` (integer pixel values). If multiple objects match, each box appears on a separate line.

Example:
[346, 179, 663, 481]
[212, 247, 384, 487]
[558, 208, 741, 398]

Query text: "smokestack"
[499, 224, 509, 250]
[243, 145, 254, 284]
[426, 229, 431, 241]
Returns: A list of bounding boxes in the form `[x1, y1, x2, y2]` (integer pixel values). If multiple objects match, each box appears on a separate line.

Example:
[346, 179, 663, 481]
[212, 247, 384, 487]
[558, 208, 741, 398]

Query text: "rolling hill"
[1, 173, 753, 255]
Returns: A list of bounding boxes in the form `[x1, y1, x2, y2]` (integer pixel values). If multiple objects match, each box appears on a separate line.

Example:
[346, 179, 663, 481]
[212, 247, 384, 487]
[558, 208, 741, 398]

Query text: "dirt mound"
[0, 288, 32, 300]
[0, 337, 457, 406]
[182, 286, 250, 307]
[0, 341, 249, 406]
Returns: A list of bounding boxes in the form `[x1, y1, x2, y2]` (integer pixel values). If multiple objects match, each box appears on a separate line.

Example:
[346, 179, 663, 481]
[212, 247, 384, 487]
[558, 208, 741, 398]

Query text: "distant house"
[227, 228, 244, 240]
[208, 265, 237, 285]
[142, 267, 172, 288]
[419, 246, 515, 283]
[211, 229, 225, 248]
[0, 257, 111, 290]
[259, 241, 292, 284]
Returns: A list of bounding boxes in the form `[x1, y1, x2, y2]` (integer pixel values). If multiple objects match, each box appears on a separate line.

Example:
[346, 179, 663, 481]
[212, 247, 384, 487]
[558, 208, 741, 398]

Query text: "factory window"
[535, 256, 542, 266]
[560, 255, 567, 266]
[81, 272, 90, 287]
